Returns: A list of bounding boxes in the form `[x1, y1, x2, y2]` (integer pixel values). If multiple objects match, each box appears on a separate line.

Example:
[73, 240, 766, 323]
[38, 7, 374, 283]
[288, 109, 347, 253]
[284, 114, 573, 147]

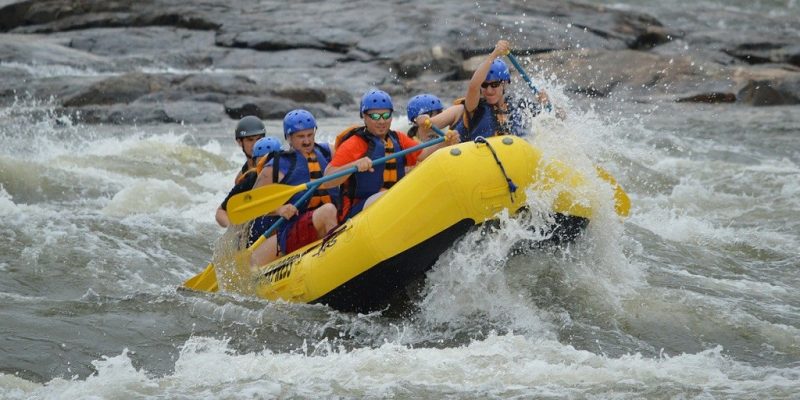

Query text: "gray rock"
[223, 95, 342, 120]
[62, 72, 177, 107]
[737, 77, 800, 106]
[60, 103, 172, 125]
[0, 33, 115, 71]
[162, 100, 223, 124]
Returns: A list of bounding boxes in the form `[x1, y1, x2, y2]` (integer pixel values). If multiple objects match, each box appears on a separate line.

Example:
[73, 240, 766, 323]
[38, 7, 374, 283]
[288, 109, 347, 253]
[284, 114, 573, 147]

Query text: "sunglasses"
[481, 81, 503, 89]
[367, 111, 393, 120]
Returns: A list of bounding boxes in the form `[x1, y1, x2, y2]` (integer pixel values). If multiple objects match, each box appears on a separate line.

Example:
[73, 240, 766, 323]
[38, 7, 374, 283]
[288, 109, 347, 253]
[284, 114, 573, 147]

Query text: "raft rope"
[474, 136, 517, 202]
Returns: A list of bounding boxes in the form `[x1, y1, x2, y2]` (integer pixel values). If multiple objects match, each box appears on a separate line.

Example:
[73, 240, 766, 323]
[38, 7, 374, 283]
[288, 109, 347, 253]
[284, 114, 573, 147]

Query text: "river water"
[2, 3, 800, 400]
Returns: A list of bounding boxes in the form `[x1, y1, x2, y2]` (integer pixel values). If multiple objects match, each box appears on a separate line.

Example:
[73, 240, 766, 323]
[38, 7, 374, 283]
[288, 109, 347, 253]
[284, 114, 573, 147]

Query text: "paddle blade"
[183, 263, 219, 292]
[226, 183, 306, 224]
[596, 166, 631, 217]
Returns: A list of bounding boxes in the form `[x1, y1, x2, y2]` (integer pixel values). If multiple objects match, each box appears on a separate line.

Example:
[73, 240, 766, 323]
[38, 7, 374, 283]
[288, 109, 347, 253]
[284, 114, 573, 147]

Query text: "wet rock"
[724, 43, 800, 67]
[176, 73, 260, 96]
[3, 0, 800, 125]
[60, 103, 172, 125]
[390, 46, 463, 81]
[214, 48, 339, 69]
[162, 101, 223, 124]
[528, 49, 739, 100]
[737, 78, 800, 106]
[62, 72, 177, 107]
[1, 0, 220, 33]
[676, 92, 737, 104]
[223, 95, 342, 120]
[0, 33, 115, 71]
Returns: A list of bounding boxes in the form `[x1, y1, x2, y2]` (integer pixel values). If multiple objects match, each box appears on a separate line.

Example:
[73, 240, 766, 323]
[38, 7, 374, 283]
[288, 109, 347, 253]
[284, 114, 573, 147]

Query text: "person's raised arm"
[465, 40, 510, 112]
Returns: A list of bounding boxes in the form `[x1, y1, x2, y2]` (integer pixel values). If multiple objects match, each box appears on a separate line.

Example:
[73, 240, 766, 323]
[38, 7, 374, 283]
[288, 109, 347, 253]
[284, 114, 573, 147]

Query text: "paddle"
[183, 262, 218, 292]
[226, 133, 447, 224]
[182, 182, 322, 292]
[506, 52, 553, 112]
[506, 51, 630, 217]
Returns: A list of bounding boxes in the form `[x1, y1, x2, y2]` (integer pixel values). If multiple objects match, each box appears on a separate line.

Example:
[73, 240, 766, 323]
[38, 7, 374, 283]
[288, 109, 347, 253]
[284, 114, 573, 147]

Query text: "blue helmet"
[252, 136, 281, 158]
[485, 58, 511, 83]
[360, 89, 393, 117]
[407, 94, 444, 122]
[283, 109, 317, 138]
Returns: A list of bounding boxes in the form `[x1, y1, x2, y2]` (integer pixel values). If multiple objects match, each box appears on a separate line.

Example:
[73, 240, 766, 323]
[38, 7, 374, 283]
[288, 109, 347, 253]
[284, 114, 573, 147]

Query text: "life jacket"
[334, 126, 406, 219]
[454, 96, 533, 142]
[234, 153, 274, 185]
[271, 143, 338, 213]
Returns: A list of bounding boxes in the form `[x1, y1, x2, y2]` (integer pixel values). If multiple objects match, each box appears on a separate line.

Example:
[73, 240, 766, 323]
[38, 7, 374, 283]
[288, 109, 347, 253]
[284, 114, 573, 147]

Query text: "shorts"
[281, 210, 318, 254]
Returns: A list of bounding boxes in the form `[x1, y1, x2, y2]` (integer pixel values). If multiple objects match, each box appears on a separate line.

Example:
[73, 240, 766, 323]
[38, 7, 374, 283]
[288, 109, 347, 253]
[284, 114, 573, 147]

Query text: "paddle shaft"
[506, 53, 553, 112]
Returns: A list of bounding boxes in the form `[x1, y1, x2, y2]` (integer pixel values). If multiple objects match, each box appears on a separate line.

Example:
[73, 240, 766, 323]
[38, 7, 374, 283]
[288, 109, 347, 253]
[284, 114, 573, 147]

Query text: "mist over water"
[2, 3, 800, 399]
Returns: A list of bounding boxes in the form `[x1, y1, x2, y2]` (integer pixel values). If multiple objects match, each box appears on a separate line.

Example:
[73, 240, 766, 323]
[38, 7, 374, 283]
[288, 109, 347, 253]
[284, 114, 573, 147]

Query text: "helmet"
[485, 58, 511, 83]
[360, 89, 393, 117]
[283, 109, 317, 138]
[252, 136, 282, 158]
[407, 94, 444, 122]
[234, 115, 266, 139]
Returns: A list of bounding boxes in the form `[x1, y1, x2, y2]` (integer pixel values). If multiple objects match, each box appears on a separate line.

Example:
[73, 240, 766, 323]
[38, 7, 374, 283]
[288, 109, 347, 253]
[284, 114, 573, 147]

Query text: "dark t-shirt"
[220, 171, 258, 210]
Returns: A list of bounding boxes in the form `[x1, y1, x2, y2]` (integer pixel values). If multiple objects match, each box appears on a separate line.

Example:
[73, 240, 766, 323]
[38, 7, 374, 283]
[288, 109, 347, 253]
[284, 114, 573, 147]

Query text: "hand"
[354, 157, 373, 172]
[493, 40, 510, 57]
[277, 204, 299, 220]
[536, 90, 550, 105]
[444, 130, 460, 146]
[414, 115, 432, 136]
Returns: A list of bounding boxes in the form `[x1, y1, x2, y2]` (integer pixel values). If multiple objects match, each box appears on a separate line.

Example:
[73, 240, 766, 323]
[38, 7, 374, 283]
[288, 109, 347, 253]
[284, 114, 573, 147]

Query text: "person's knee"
[314, 204, 337, 224]
[312, 204, 338, 232]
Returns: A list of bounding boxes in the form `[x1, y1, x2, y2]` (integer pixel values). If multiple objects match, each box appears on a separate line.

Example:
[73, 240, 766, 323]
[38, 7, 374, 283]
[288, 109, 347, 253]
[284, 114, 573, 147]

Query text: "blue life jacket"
[270, 143, 339, 214]
[269, 143, 338, 254]
[454, 96, 536, 142]
[338, 126, 406, 202]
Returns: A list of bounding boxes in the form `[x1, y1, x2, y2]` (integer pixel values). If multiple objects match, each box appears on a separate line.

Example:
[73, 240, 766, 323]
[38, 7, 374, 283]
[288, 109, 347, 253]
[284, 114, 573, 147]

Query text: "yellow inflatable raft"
[210, 135, 629, 312]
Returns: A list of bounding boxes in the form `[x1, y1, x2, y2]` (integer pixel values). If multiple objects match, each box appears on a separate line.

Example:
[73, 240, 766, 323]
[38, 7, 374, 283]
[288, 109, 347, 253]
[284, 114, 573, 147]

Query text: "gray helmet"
[234, 115, 266, 139]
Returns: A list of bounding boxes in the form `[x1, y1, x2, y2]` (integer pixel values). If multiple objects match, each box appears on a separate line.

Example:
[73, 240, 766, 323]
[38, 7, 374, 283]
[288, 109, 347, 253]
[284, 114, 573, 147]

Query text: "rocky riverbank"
[1, 0, 798, 125]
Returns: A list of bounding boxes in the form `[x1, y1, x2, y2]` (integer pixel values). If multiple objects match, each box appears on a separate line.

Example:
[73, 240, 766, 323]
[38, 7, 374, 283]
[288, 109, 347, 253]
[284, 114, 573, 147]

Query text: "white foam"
[102, 179, 193, 217]
[0, 185, 18, 216]
[4, 334, 798, 399]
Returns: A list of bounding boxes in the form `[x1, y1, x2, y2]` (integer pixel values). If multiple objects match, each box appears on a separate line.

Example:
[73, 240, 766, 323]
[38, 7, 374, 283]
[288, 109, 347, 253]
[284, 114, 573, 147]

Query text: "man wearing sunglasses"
[324, 89, 458, 221]
[418, 40, 552, 142]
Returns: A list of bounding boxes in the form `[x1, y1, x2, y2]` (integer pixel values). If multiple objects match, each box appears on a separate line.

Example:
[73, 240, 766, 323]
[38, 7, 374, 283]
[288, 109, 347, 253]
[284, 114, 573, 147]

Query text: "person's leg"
[249, 234, 279, 270]
[312, 203, 338, 237]
[363, 191, 386, 210]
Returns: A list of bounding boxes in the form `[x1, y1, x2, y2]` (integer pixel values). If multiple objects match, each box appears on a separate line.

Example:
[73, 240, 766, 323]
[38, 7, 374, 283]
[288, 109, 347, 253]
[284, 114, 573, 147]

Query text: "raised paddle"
[226, 133, 448, 224]
[506, 51, 630, 217]
[506, 53, 553, 112]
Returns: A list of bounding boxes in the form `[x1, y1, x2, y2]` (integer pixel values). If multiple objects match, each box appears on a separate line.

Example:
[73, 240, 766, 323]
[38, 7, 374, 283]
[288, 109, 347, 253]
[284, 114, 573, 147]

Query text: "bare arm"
[323, 157, 373, 187]
[465, 40, 510, 112]
[215, 206, 230, 227]
[416, 130, 460, 161]
[414, 104, 464, 139]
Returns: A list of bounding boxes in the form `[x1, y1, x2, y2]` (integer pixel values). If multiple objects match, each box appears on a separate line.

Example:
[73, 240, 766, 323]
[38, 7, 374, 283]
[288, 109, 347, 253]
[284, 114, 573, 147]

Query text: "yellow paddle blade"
[595, 166, 631, 217]
[226, 183, 307, 224]
[183, 263, 219, 292]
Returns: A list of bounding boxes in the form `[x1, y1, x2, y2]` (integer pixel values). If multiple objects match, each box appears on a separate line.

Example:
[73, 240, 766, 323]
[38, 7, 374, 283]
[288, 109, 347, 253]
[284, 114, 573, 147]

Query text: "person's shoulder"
[339, 134, 367, 149]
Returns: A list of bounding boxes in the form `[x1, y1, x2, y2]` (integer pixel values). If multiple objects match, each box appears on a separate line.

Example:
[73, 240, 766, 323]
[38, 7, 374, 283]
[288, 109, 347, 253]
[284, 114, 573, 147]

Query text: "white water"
[3, 13, 800, 397]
